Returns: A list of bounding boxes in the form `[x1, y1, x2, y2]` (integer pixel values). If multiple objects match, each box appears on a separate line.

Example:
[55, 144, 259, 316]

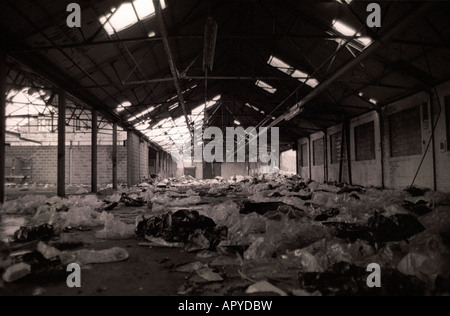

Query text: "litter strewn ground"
[1, 174, 449, 296]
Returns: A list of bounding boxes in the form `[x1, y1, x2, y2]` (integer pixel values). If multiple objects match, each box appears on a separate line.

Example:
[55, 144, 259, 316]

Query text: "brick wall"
[5, 145, 127, 185]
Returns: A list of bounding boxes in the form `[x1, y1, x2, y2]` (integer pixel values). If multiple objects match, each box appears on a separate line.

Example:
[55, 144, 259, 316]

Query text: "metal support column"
[0, 51, 6, 203]
[127, 131, 133, 187]
[91, 110, 97, 193]
[57, 90, 66, 197]
[323, 131, 328, 183]
[344, 119, 352, 185]
[308, 137, 312, 181]
[112, 122, 118, 190]
[377, 110, 385, 189]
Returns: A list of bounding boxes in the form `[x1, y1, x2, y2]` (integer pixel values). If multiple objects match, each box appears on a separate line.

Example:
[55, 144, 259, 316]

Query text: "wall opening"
[355, 121, 376, 161]
[446, 96, 450, 151]
[299, 143, 308, 167]
[389, 106, 422, 157]
[313, 138, 324, 166]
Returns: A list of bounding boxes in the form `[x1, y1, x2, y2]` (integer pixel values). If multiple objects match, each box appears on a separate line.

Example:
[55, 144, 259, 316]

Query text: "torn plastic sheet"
[95, 212, 135, 240]
[243, 221, 334, 260]
[245, 280, 287, 296]
[60, 247, 129, 265]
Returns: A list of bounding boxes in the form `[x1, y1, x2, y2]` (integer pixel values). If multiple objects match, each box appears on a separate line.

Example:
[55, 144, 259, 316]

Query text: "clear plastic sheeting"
[1, 172, 449, 295]
[95, 212, 135, 240]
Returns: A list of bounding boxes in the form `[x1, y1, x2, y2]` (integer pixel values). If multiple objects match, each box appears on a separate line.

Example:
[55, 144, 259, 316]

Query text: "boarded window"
[313, 138, 324, 166]
[389, 106, 422, 157]
[330, 132, 345, 164]
[299, 143, 308, 167]
[355, 121, 376, 161]
[446, 96, 450, 150]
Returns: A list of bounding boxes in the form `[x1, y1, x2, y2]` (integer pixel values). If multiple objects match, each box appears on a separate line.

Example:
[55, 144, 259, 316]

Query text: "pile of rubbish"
[1, 173, 450, 295]
[136, 210, 227, 252]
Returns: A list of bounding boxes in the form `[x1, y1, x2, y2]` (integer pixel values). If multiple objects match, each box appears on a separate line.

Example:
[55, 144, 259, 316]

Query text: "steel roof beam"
[267, 2, 435, 128]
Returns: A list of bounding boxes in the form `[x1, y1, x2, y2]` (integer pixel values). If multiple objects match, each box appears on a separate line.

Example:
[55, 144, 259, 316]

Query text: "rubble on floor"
[0, 175, 449, 296]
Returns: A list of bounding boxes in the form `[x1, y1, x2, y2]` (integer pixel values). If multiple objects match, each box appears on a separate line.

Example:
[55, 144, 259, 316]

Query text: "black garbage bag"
[405, 187, 429, 197]
[241, 202, 283, 215]
[323, 212, 425, 243]
[440, 232, 450, 247]
[103, 201, 119, 211]
[13, 224, 55, 243]
[298, 262, 426, 296]
[135, 210, 227, 250]
[337, 186, 364, 195]
[402, 200, 432, 216]
[322, 222, 369, 243]
[367, 212, 425, 242]
[314, 208, 340, 222]
[11, 251, 66, 282]
[120, 193, 145, 207]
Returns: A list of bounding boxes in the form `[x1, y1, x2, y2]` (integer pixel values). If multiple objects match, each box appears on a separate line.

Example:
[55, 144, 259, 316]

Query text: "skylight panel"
[332, 20, 356, 37]
[358, 37, 372, 46]
[256, 80, 276, 94]
[267, 56, 320, 88]
[127, 106, 155, 122]
[168, 103, 179, 111]
[336, 0, 353, 5]
[134, 123, 149, 131]
[117, 101, 131, 113]
[100, 0, 166, 36]
[292, 70, 319, 88]
[267, 56, 294, 75]
[332, 20, 372, 47]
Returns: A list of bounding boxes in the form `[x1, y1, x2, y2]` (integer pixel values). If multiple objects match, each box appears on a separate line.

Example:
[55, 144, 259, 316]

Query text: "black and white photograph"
[0, 0, 449, 300]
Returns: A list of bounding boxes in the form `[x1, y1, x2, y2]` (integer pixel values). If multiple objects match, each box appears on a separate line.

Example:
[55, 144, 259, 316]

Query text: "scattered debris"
[60, 247, 129, 265]
[245, 280, 287, 296]
[314, 208, 340, 222]
[324, 212, 425, 243]
[196, 267, 223, 282]
[298, 262, 426, 296]
[144, 237, 183, 248]
[2, 263, 31, 283]
[120, 193, 145, 207]
[406, 187, 429, 197]
[135, 210, 227, 251]
[402, 199, 432, 216]
[1, 174, 449, 295]
[13, 224, 54, 243]
[36, 242, 61, 260]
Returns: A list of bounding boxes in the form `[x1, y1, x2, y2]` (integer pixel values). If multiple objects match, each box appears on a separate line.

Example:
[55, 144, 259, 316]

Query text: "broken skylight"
[268, 56, 319, 88]
[336, 0, 353, 4]
[292, 70, 320, 88]
[267, 56, 294, 75]
[255, 80, 276, 94]
[100, 0, 166, 36]
[331, 20, 372, 48]
[128, 106, 156, 122]
[116, 101, 131, 113]
[141, 96, 221, 151]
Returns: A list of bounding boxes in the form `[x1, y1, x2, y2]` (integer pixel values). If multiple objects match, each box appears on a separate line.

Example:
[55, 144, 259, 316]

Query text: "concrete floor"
[1, 183, 449, 296]
[0, 191, 256, 297]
